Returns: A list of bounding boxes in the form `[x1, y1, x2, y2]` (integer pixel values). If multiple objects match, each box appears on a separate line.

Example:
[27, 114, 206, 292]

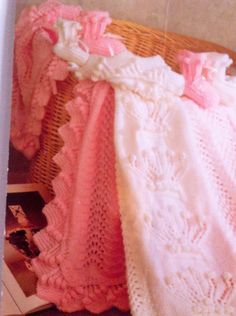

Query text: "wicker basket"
[29, 19, 236, 194]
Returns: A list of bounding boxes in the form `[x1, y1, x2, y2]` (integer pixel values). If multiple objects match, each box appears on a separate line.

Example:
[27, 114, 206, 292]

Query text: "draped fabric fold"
[12, 0, 125, 159]
[59, 37, 236, 315]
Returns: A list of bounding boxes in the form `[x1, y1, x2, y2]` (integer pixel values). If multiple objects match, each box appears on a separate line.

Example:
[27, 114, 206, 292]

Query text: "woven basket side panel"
[29, 20, 236, 193]
[29, 75, 77, 195]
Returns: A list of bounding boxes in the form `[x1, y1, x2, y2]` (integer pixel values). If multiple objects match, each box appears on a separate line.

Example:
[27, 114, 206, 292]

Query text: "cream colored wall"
[16, 0, 236, 51]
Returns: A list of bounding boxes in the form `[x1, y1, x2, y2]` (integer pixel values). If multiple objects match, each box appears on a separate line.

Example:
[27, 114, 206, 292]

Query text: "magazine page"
[3, 184, 51, 315]
[2, 282, 21, 316]
[3, 263, 51, 315]
[1, 1, 236, 315]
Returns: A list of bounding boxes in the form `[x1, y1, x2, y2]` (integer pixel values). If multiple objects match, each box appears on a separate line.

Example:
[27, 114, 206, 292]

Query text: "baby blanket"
[57, 27, 236, 315]
[11, 0, 125, 159]
[32, 80, 129, 313]
[13, 2, 128, 313]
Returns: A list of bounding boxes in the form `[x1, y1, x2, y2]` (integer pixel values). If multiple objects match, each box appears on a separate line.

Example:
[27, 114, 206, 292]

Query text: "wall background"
[16, 0, 236, 52]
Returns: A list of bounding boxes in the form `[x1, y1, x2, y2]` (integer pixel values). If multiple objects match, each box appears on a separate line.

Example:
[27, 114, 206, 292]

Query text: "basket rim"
[110, 18, 236, 62]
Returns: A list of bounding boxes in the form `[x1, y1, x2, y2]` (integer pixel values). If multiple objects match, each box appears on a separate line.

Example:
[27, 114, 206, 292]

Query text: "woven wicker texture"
[29, 19, 236, 194]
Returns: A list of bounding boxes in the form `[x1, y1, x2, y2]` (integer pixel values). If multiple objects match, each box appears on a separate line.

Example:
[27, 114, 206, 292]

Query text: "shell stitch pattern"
[165, 269, 235, 316]
[115, 94, 236, 315]
[32, 80, 129, 313]
[97, 51, 236, 315]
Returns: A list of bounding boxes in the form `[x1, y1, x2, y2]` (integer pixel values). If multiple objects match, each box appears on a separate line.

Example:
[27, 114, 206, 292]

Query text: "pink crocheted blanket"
[32, 80, 129, 312]
[11, 0, 125, 159]
[13, 1, 128, 313]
